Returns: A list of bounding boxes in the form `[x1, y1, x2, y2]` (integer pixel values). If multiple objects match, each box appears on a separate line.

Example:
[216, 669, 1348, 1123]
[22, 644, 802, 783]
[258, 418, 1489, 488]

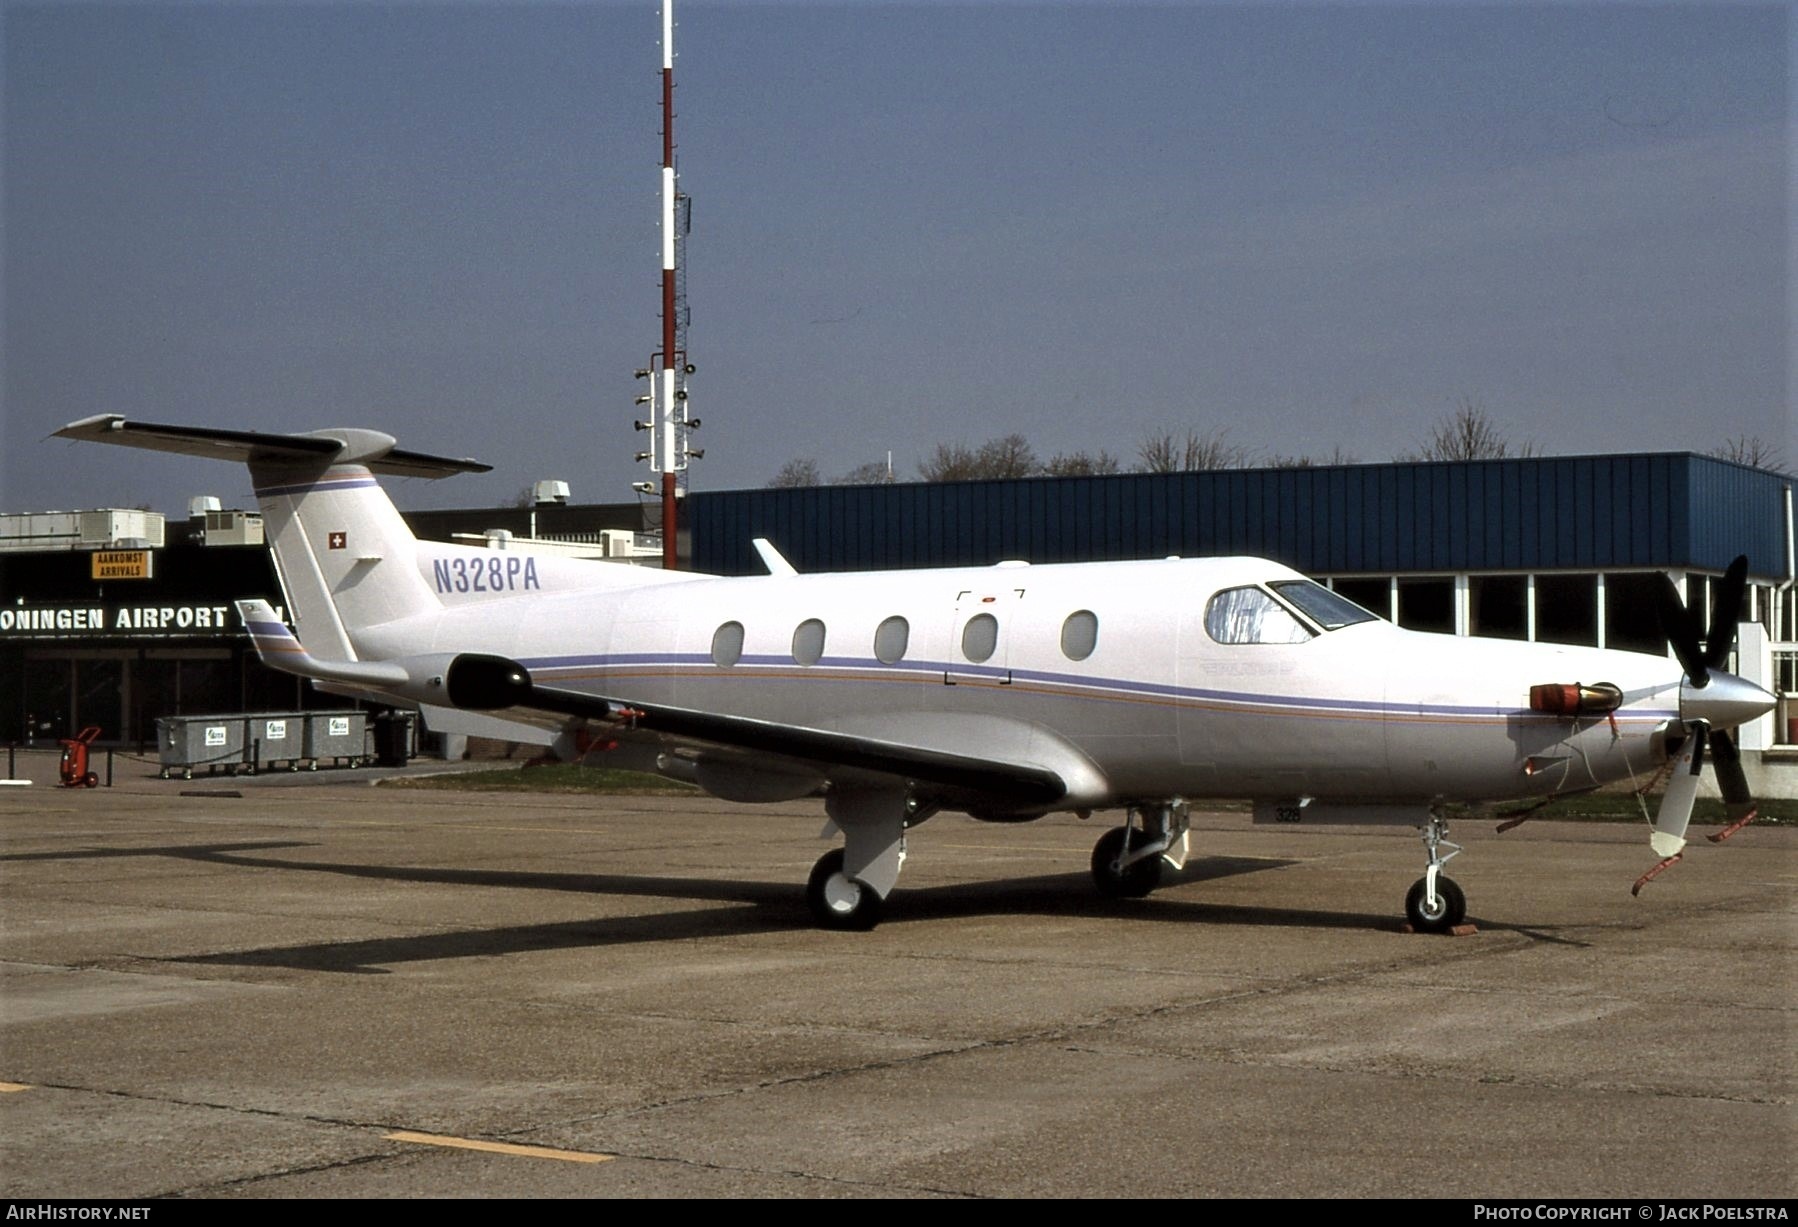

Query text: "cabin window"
[1204, 587, 1313, 645]
[711, 621, 745, 667]
[792, 618, 826, 666]
[961, 613, 999, 663]
[874, 616, 909, 664]
[1060, 610, 1099, 660]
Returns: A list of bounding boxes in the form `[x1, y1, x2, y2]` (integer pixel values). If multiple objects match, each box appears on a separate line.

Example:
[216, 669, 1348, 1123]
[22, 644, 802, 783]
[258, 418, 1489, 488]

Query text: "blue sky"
[3, 1, 1791, 515]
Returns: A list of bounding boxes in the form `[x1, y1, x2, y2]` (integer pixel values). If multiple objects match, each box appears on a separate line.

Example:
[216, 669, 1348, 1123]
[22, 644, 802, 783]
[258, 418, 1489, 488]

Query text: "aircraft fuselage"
[361, 552, 1679, 813]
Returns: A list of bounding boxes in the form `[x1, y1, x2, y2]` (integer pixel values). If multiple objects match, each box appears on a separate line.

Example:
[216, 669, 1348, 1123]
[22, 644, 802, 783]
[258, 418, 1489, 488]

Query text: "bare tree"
[1709, 434, 1788, 473]
[767, 457, 822, 488]
[507, 486, 536, 509]
[1135, 428, 1246, 473]
[918, 442, 980, 482]
[1403, 398, 1537, 462]
[1263, 445, 1358, 469]
[918, 434, 1040, 482]
[975, 434, 1039, 478]
[1042, 449, 1121, 477]
[837, 459, 894, 485]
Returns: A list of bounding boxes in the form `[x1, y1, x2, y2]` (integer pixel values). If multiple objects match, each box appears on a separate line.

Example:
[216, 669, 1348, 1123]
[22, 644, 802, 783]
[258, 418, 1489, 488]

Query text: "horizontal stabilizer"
[55, 415, 490, 477]
[235, 599, 409, 687]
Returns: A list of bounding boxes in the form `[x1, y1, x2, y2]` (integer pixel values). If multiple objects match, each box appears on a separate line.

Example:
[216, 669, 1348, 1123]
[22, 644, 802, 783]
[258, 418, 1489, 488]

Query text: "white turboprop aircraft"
[57, 415, 1777, 930]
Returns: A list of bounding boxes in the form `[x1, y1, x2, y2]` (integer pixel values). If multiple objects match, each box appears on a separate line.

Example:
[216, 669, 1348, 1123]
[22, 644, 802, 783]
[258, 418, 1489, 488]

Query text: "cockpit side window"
[1204, 586, 1315, 645]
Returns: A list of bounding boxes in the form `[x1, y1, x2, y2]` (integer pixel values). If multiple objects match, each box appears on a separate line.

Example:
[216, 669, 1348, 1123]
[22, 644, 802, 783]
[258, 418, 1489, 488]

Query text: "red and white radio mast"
[634, 0, 697, 569]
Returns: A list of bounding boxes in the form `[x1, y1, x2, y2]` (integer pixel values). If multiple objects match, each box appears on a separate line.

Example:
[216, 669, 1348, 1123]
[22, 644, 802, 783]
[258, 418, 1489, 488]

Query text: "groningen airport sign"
[0, 601, 287, 639]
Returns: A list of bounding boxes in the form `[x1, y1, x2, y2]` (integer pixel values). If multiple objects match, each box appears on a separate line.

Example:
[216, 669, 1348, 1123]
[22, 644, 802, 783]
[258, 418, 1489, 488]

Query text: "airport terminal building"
[4, 451, 1794, 774]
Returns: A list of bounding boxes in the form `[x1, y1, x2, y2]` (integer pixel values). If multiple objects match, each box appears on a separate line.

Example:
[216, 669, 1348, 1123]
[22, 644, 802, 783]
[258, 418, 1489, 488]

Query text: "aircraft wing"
[439, 655, 1078, 808]
[524, 682, 1067, 805]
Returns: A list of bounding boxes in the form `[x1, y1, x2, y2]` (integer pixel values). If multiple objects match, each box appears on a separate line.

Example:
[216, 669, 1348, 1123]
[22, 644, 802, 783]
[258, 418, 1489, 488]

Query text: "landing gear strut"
[806, 790, 912, 930]
[1091, 800, 1189, 899]
[1405, 813, 1467, 933]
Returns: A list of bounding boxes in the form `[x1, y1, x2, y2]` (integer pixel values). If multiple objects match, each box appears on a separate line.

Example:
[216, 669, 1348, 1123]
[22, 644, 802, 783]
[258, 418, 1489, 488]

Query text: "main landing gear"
[1090, 800, 1189, 900]
[1405, 813, 1467, 933]
[806, 790, 924, 931]
[807, 848, 884, 930]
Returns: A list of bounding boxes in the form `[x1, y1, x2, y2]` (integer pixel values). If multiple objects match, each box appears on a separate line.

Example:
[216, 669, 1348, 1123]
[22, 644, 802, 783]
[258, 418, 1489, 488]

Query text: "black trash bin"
[372, 711, 415, 767]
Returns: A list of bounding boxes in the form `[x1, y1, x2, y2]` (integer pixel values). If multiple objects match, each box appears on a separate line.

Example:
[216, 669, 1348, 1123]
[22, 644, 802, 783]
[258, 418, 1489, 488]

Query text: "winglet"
[752, 538, 798, 577]
[235, 599, 409, 687]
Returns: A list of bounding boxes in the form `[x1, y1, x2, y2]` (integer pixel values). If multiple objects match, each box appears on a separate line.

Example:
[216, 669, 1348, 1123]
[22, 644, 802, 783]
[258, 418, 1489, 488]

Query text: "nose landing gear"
[1405, 813, 1467, 933]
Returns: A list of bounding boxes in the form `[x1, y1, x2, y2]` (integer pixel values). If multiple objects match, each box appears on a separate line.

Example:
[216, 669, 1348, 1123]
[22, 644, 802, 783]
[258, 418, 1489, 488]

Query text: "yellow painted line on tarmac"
[0, 1082, 33, 1093]
[385, 1130, 614, 1164]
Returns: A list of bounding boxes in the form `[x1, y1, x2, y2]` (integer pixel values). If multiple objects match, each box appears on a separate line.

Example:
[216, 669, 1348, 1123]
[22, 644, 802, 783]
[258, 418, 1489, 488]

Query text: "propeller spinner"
[1637, 555, 1776, 894]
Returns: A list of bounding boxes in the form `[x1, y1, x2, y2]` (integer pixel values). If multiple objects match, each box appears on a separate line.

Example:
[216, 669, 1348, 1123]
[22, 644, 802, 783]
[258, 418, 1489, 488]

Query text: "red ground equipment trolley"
[59, 726, 102, 788]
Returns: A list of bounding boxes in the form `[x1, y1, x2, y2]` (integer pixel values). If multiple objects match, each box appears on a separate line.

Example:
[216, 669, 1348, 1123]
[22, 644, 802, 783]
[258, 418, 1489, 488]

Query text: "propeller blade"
[1654, 573, 1708, 688]
[1704, 555, 1749, 675]
[1705, 728, 1761, 843]
[1650, 724, 1706, 860]
[1708, 728, 1751, 806]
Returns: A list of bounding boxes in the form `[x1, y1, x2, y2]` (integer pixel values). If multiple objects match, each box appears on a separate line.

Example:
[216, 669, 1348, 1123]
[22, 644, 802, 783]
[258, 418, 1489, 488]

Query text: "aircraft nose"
[1680, 671, 1777, 729]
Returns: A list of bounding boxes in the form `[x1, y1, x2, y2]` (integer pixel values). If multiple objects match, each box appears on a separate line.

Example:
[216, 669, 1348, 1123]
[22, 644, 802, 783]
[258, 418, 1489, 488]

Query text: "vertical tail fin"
[250, 455, 434, 660]
[54, 416, 489, 661]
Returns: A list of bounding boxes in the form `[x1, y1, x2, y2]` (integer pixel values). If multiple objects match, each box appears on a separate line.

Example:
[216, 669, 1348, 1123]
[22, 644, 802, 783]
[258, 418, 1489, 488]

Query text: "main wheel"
[806, 849, 885, 931]
[1405, 875, 1467, 933]
[1091, 826, 1163, 899]
[82, 772, 97, 788]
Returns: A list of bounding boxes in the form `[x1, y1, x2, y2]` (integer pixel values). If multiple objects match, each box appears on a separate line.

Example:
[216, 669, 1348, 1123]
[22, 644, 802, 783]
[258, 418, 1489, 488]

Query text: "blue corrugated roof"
[690, 453, 1792, 580]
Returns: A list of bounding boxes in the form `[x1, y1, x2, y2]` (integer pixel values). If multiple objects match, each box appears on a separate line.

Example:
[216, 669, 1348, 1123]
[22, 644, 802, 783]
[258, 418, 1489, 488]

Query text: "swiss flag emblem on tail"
[328, 531, 347, 550]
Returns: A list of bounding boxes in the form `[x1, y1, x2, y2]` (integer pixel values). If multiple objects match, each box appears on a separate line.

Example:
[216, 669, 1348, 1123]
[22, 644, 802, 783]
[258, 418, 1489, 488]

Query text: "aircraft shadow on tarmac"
[4, 839, 1589, 973]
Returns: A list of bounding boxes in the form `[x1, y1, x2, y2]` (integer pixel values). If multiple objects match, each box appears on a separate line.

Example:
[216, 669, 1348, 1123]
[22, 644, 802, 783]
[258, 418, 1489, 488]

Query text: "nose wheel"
[1406, 814, 1467, 933]
[1405, 874, 1466, 932]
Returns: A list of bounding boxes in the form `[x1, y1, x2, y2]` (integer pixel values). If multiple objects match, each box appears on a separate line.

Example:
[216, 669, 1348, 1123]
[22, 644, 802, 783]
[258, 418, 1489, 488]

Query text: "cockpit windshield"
[1269, 580, 1381, 631]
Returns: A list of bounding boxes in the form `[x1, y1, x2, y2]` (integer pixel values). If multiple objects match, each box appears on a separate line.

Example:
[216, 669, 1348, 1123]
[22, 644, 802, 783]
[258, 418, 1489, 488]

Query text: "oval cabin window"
[711, 621, 745, 666]
[1060, 610, 1099, 660]
[874, 616, 909, 664]
[792, 618, 826, 666]
[961, 613, 999, 663]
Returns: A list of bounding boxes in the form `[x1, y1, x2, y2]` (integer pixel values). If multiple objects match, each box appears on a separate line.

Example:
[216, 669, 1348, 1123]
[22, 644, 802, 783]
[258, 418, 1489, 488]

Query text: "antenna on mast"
[633, 0, 696, 569]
